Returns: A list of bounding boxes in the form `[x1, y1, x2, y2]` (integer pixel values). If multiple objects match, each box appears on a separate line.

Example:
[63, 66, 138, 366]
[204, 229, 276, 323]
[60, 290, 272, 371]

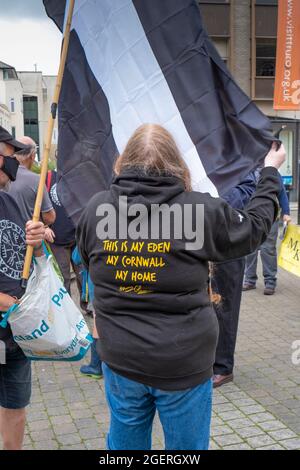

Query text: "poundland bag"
[0, 253, 92, 361]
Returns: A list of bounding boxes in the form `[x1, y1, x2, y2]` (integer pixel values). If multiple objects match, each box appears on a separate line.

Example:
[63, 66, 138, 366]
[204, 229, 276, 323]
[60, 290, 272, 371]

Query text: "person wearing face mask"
[0, 126, 46, 450]
[8, 136, 56, 227]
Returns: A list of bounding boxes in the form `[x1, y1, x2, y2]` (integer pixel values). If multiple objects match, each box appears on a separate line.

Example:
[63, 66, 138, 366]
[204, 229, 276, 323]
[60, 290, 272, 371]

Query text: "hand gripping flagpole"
[21, 0, 75, 288]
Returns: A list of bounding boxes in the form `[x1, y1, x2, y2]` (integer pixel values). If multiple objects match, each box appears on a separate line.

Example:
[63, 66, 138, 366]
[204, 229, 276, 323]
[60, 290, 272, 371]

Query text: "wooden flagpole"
[22, 0, 75, 287]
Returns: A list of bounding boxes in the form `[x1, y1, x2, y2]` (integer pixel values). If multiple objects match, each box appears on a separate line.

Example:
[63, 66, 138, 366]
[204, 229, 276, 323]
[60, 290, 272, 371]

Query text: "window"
[212, 38, 229, 64]
[10, 98, 15, 113]
[256, 38, 276, 76]
[252, 0, 278, 99]
[11, 126, 16, 139]
[199, 1, 230, 3]
[3, 68, 17, 80]
[23, 96, 40, 158]
[279, 130, 294, 185]
[256, 0, 277, 4]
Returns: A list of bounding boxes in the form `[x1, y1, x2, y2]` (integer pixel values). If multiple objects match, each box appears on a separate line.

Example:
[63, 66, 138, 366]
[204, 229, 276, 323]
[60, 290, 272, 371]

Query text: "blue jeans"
[102, 363, 212, 450]
[244, 220, 279, 289]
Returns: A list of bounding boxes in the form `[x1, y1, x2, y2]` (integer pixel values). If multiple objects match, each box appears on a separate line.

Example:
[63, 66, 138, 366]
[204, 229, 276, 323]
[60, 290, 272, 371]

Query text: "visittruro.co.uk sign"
[274, 0, 300, 110]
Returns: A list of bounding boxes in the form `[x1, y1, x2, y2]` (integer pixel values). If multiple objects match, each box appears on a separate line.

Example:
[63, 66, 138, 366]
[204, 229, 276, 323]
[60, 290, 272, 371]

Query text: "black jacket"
[77, 167, 280, 390]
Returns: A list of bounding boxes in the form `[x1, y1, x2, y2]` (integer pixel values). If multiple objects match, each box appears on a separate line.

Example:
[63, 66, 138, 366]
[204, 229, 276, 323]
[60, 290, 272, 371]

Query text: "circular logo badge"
[50, 183, 62, 207]
[0, 220, 26, 280]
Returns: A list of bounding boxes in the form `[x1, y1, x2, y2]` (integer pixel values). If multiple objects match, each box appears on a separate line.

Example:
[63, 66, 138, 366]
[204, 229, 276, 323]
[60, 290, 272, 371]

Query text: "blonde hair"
[114, 124, 192, 191]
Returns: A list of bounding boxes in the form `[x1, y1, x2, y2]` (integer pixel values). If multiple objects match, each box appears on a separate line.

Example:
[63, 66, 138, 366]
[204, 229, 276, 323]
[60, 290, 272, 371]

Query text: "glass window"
[10, 98, 15, 113]
[279, 131, 294, 185]
[199, 1, 229, 3]
[256, 1, 277, 4]
[11, 126, 16, 139]
[3, 68, 17, 80]
[23, 96, 40, 157]
[256, 38, 276, 77]
[212, 38, 229, 62]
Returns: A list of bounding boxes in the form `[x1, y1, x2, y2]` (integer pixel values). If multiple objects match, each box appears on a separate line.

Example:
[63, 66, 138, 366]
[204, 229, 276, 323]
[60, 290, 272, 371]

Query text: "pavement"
[2, 220, 300, 450]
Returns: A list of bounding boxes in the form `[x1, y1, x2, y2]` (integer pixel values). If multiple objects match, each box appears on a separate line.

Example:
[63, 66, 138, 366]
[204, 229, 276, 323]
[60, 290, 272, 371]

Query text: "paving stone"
[214, 433, 243, 447]
[268, 429, 298, 441]
[74, 418, 99, 429]
[50, 414, 73, 425]
[236, 426, 265, 438]
[33, 440, 59, 450]
[78, 427, 102, 440]
[229, 419, 257, 432]
[217, 410, 245, 421]
[250, 412, 276, 424]
[256, 444, 285, 450]
[26, 410, 48, 422]
[209, 440, 221, 450]
[211, 417, 224, 427]
[84, 438, 106, 450]
[211, 425, 233, 437]
[47, 406, 69, 417]
[258, 420, 287, 432]
[223, 443, 252, 450]
[246, 435, 276, 448]
[57, 433, 83, 446]
[239, 404, 266, 415]
[30, 429, 55, 442]
[281, 438, 300, 450]
[52, 423, 78, 435]
[28, 419, 51, 432]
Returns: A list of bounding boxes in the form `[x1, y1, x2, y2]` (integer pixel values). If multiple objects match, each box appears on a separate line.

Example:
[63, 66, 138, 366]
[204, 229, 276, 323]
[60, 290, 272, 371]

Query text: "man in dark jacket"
[211, 172, 257, 388]
[45, 169, 92, 316]
[243, 178, 291, 295]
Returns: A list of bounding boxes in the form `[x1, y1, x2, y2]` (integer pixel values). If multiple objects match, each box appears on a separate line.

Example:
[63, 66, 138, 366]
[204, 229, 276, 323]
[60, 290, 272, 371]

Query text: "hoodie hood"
[110, 170, 185, 211]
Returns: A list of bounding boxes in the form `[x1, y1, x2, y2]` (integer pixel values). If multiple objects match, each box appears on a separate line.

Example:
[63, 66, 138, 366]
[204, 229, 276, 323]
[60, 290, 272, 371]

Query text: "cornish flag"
[44, 0, 276, 222]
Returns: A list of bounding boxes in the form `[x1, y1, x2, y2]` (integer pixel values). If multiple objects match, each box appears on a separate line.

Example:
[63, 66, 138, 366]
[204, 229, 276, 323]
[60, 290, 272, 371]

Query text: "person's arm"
[25, 221, 46, 258]
[41, 184, 56, 225]
[201, 144, 285, 262]
[278, 181, 291, 223]
[0, 293, 18, 311]
[221, 171, 257, 210]
[41, 208, 56, 226]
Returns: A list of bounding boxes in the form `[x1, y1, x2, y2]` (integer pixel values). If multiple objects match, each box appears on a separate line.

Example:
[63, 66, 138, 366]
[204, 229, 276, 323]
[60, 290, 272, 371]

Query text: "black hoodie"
[77, 166, 280, 390]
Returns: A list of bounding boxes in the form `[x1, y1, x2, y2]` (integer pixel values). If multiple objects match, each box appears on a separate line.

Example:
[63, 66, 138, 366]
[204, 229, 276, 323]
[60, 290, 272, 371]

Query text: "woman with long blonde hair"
[77, 123, 285, 450]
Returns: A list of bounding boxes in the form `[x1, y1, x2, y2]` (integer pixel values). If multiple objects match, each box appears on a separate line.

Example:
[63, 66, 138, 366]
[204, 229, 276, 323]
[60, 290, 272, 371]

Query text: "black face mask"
[1, 156, 20, 181]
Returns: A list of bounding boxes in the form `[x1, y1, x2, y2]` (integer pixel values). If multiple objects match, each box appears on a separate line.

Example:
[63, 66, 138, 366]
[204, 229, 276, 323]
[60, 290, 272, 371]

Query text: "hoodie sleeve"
[200, 167, 281, 262]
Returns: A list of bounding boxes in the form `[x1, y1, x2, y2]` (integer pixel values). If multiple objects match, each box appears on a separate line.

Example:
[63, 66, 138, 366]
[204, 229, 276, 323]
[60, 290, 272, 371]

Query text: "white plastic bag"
[0, 254, 92, 361]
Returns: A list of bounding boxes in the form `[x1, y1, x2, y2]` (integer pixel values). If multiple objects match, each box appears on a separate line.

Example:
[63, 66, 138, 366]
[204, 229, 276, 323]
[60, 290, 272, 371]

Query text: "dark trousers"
[51, 242, 88, 312]
[244, 220, 279, 289]
[211, 258, 246, 376]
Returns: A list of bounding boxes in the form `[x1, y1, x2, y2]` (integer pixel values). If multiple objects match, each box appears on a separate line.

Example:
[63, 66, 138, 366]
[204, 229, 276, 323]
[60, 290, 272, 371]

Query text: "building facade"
[0, 61, 24, 138]
[18, 71, 58, 160]
[199, 0, 300, 202]
[0, 61, 57, 161]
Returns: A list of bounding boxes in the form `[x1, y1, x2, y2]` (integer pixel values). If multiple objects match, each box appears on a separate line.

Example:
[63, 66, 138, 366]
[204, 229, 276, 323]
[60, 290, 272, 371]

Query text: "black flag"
[44, 0, 276, 222]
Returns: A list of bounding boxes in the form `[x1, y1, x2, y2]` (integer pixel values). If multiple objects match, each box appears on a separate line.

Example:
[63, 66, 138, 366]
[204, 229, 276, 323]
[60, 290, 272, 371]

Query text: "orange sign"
[274, 0, 300, 110]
